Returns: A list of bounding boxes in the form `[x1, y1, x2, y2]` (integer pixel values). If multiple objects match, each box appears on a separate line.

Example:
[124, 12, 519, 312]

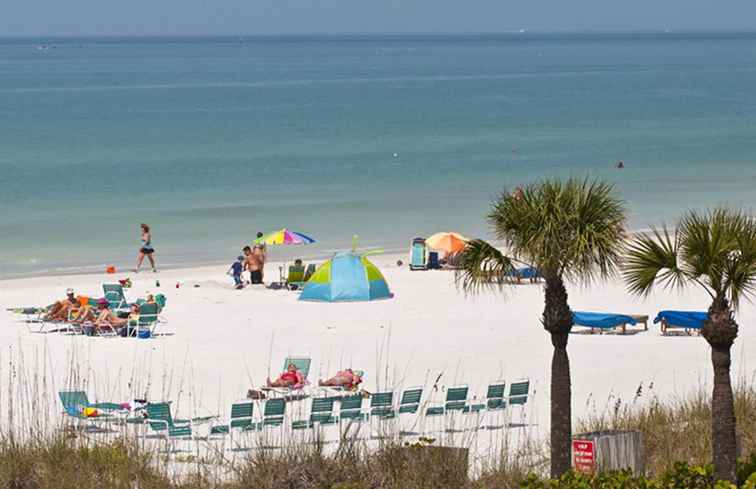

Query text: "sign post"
[572, 439, 596, 474]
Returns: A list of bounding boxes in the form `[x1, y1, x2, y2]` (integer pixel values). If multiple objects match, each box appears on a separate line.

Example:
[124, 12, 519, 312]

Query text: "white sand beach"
[1, 253, 754, 449]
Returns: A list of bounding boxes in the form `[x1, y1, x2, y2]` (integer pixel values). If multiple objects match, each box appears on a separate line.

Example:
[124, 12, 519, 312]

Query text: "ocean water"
[1, 33, 755, 278]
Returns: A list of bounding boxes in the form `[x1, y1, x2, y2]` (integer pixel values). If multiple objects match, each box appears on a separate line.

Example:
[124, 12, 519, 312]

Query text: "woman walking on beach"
[136, 223, 157, 272]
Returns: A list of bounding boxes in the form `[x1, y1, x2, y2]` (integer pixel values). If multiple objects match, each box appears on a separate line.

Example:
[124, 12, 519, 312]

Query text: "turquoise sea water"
[1, 34, 755, 278]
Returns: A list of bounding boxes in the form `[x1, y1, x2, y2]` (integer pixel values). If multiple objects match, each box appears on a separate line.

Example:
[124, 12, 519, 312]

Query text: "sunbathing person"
[266, 363, 305, 389]
[94, 300, 127, 331]
[44, 288, 79, 321]
[319, 368, 363, 390]
[70, 302, 96, 324]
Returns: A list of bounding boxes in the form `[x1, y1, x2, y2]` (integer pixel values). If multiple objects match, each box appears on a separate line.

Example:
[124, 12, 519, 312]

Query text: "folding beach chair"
[292, 396, 337, 431]
[210, 401, 255, 436]
[59, 390, 128, 428]
[397, 387, 423, 435]
[251, 398, 287, 448]
[409, 238, 427, 271]
[144, 402, 196, 452]
[425, 385, 469, 433]
[136, 302, 160, 337]
[464, 381, 506, 429]
[303, 264, 316, 281]
[102, 284, 130, 313]
[508, 380, 530, 427]
[286, 265, 306, 290]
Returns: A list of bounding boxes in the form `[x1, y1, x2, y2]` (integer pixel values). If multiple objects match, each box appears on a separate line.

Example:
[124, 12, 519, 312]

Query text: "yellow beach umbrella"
[425, 232, 469, 254]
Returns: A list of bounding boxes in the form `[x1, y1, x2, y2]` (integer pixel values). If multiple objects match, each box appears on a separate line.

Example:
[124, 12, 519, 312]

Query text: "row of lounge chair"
[572, 310, 708, 335]
[58, 378, 531, 452]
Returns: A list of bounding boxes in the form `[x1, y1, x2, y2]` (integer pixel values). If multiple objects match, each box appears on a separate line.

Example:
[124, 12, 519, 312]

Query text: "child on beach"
[228, 256, 244, 289]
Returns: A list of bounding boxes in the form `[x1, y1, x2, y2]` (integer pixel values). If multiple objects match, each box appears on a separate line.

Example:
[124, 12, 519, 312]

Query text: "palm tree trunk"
[703, 299, 739, 483]
[543, 276, 573, 478]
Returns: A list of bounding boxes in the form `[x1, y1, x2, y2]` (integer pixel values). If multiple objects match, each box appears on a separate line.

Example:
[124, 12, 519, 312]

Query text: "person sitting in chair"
[44, 288, 79, 321]
[94, 300, 127, 332]
[266, 363, 305, 389]
[319, 368, 363, 390]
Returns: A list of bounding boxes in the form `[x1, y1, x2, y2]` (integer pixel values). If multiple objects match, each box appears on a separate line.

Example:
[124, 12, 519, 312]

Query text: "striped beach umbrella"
[254, 229, 316, 245]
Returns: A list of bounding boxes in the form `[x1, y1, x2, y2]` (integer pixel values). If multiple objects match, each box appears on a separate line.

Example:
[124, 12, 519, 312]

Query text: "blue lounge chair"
[572, 311, 638, 335]
[409, 238, 427, 271]
[654, 310, 707, 335]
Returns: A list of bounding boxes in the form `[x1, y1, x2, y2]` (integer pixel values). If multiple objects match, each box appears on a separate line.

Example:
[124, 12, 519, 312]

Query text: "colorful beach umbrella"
[299, 252, 391, 302]
[254, 229, 316, 245]
[425, 232, 469, 254]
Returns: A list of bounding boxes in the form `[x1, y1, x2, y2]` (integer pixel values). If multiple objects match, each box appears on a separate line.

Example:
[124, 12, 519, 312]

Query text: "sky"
[3, 0, 756, 37]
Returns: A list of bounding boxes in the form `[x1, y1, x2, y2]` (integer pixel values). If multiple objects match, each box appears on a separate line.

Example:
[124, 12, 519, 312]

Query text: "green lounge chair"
[59, 390, 127, 423]
[464, 381, 506, 414]
[370, 391, 394, 419]
[102, 284, 130, 313]
[253, 398, 286, 430]
[144, 402, 199, 452]
[397, 387, 423, 435]
[338, 394, 366, 422]
[286, 265, 306, 290]
[285, 356, 311, 380]
[508, 380, 530, 427]
[426, 385, 469, 416]
[398, 387, 423, 414]
[137, 302, 160, 336]
[210, 401, 255, 435]
[292, 397, 337, 430]
[508, 380, 529, 405]
[425, 385, 469, 433]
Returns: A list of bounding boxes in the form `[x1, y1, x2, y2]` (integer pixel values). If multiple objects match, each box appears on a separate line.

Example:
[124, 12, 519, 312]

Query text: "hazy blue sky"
[4, 0, 756, 36]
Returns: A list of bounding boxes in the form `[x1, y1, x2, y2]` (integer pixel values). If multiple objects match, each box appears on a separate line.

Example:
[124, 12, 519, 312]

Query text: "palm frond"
[487, 178, 627, 284]
[623, 226, 687, 296]
[454, 239, 516, 295]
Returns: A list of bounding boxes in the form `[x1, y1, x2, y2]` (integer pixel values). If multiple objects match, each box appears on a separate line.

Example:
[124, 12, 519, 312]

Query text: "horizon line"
[3, 29, 756, 40]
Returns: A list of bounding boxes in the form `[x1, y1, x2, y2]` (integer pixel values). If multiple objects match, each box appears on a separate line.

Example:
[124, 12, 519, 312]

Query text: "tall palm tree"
[624, 208, 756, 483]
[456, 178, 627, 477]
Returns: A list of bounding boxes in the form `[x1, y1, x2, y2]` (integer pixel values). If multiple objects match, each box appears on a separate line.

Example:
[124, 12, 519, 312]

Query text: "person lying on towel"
[266, 363, 305, 389]
[319, 369, 363, 390]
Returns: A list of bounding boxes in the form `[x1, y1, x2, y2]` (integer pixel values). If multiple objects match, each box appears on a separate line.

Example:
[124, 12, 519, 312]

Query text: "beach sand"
[1, 253, 753, 447]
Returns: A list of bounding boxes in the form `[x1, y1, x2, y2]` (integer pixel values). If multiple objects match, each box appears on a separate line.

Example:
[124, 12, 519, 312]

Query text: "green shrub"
[518, 456, 756, 489]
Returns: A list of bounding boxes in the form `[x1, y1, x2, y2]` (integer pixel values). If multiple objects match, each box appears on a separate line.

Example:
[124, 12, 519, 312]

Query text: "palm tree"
[623, 208, 756, 483]
[456, 178, 627, 477]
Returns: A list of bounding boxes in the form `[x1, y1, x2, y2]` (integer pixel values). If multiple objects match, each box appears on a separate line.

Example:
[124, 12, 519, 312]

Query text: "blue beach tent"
[299, 252, 392, 302]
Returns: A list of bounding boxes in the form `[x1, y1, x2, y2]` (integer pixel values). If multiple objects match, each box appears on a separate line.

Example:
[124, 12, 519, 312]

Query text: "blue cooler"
[137, 329, 151, 339]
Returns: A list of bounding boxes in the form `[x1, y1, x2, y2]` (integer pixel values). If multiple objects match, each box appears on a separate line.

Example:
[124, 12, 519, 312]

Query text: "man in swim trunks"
[245, 246, 264, 284]
[267, 363, 305, 389]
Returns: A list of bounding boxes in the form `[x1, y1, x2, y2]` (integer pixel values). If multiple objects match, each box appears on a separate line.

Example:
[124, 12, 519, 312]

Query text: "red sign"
[572, 439, 595, 474]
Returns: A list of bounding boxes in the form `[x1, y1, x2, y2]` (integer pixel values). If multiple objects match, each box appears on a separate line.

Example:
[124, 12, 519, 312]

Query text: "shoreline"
[0, 227, 656, 283]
